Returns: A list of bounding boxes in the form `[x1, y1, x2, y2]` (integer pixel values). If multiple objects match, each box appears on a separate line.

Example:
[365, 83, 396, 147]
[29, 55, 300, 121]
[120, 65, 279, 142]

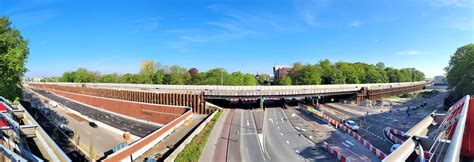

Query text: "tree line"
[48, 59, 425, 86]
[444, 43, 473, 106]
[279, 60, 425, 85]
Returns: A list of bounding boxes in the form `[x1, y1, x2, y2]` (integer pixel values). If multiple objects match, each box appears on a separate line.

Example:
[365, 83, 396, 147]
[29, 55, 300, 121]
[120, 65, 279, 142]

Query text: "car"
[344, 120, 359, 131]
[390, 144, 401, 152]
[64, 129, 74, 138]
[89, 122, 98, 128]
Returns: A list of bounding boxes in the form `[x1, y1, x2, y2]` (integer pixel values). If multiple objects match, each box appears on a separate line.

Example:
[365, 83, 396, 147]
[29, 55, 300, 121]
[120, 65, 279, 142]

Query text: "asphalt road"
[31, 88, 159, 137]
[286, 106, 379, 161]
[320, 92, 448, 154]
[264, 107, 325, 161]
[240, 109, 268, 161]
[24, 90, 127, 158]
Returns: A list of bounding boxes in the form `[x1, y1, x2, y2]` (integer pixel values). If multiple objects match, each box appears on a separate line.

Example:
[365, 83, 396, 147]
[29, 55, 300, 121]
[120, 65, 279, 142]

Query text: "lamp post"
[256, 74, 264, 110]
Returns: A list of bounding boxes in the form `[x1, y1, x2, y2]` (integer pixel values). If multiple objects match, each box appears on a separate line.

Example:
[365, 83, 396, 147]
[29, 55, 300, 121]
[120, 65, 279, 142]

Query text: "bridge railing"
[28, 81, 429, 93]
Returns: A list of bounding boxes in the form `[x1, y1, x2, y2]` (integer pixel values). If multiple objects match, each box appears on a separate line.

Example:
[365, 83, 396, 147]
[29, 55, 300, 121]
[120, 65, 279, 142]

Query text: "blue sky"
[1, 0, 473, 78]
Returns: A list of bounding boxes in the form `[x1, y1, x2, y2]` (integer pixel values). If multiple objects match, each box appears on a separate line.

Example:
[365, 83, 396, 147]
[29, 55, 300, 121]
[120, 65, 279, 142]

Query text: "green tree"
[330, 68, 346, 84]
[164, 65, 191, 85]
[296, 65, 322, 85]
[243, 73, 258, 85]
[0, 17, 29, 100]
[277, 76, 292, 85]
[445, 44, 474, 105]
[140, 60, 156, 84]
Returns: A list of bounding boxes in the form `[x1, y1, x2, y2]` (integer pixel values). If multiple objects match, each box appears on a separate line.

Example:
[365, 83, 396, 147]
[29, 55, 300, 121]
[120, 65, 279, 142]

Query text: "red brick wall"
[45, 88, 187, 125]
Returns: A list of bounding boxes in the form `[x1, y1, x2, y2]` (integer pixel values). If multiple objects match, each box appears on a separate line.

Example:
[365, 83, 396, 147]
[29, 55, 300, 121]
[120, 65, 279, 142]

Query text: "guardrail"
[17, 103, 71, 162]
[28, 81, 429, 92]
[164, 109, 220, 162]
[103, 109, 193, 162]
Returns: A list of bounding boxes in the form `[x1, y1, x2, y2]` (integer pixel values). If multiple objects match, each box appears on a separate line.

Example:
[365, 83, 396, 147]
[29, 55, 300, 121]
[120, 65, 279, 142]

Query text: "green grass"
[175, 110, 223, 162]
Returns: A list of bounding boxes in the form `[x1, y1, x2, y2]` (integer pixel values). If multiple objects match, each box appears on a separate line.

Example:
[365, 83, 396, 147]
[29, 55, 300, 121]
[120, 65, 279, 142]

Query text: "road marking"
[280, 133, 283, 136]
[247, 120, 249, 126]
[277, 126, 280, 129]
[286, 140, 290, 144]
[346, 141, 355, 146]
[342, 142, 350, 148]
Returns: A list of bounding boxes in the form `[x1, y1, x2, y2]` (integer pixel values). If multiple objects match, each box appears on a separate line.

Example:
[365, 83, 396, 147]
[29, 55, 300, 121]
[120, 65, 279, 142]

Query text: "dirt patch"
[66, 112, 87, 122]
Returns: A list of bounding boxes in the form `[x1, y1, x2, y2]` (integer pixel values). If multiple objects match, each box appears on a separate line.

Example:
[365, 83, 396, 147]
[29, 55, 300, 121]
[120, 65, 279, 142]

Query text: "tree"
[296, 65, 322, 85]
[445, 44, 474, 105]
[243, 73, 258, 85]
[164, 65, 191, 85]
[0, 17, 29, 100]
[330, 68, 346, 84]
[256, 74, 271, 85]
[278, 76, 292, 85]
[140, 60, 156, 84]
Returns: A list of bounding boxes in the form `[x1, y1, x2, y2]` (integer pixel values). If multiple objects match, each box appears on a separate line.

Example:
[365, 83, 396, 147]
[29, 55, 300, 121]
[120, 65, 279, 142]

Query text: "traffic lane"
[264, 107, 303, 161]
[327, 131, 379, 162]
[276, 107, 334, 161]
[27, 90, 126, 156]
[32, 88, 159, 137]
[227, 109, 241, 162]
[241, 110, 267, 162]
[268, 107, 327, 161]
[290, 107, 379, 161]
[320, 104, 392, 153]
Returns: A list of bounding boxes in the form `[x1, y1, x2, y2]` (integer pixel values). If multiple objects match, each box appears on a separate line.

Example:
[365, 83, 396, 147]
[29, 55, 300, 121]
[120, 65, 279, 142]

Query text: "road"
[30, 88, 159, 137]
[286, 106, 379, 161]
[319, 91, 448, 153]
[24, 89, 129, 158]
[225, 107, 331, 162]
[264, 107, 327, 161]
[240, 109, 268, 161]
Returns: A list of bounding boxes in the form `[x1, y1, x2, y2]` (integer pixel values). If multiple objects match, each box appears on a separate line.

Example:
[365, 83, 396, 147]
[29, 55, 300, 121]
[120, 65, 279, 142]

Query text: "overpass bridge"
[31, 81, 429, 99]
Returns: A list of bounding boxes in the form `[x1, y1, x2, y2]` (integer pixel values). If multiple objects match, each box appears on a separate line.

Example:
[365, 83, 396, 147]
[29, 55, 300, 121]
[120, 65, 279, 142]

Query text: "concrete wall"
[103, 110, 193, 162]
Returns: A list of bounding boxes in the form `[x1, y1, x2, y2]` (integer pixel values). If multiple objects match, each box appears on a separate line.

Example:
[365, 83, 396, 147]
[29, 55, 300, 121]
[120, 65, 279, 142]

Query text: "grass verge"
[175, 110, 223, 162]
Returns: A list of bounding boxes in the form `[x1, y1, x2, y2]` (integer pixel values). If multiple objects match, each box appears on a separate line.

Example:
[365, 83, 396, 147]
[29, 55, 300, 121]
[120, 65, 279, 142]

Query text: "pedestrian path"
[199, 109, 229, 162]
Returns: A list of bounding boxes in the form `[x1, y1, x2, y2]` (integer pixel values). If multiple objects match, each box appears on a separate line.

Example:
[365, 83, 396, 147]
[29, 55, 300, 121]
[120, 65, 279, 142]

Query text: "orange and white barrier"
[384, 127, 405, 144]
[323, 142, 351, 162]
[318, 108, 387, 160]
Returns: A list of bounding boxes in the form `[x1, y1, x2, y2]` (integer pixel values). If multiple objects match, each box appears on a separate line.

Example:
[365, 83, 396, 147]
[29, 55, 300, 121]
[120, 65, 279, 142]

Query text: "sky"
[1, 0, 473, 78]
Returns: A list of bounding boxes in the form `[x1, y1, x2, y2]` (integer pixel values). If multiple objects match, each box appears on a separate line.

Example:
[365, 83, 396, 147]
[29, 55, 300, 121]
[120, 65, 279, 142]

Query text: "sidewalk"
[199, 109, 230, 162]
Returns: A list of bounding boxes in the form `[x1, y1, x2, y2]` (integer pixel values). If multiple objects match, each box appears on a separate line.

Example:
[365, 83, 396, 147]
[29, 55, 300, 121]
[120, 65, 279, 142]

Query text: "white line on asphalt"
[277, 126, 280, 129]
[342, 142, 350, 148]
[346, 141, 355, 146]
[286, 140, 290, 144]
[280, 133, 283, 136]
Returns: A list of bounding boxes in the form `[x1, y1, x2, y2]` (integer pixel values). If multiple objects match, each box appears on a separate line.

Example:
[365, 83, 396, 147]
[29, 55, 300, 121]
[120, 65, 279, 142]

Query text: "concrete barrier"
[313, 105, 387, 160]
[103, 109, 193, 161]
[322, 142, 351, 162]
[164, 110, 220, 162]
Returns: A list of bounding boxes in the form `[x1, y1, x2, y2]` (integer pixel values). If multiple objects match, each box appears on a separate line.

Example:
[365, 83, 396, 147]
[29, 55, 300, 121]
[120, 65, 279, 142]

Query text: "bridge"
[28, 81, 430, 113]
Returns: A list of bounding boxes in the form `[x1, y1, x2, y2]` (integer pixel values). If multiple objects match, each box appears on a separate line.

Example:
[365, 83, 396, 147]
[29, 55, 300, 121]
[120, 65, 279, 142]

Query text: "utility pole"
[221, 69, 224, 85]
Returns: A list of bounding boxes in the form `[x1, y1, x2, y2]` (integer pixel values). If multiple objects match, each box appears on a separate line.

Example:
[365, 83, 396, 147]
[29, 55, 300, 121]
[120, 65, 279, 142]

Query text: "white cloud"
[124, 16, 162, 32]
[430, 0, 473, 8]
[397, 50, 428, 56]
[349, 20, 363, 27]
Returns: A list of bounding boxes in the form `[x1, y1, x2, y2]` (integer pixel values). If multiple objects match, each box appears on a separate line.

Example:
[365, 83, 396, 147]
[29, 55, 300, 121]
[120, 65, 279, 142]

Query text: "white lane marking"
[346, 141, 355, 146]
[247, 120, 250, 126]
[280, 133, 283, 136]
[342, 142, 350, 148]
[286, 140, 290, 144]
[269, 118, 273, 124]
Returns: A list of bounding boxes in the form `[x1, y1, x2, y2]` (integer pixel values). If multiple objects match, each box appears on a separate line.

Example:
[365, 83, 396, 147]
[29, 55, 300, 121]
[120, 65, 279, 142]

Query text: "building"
[273, 65, 291, 81]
